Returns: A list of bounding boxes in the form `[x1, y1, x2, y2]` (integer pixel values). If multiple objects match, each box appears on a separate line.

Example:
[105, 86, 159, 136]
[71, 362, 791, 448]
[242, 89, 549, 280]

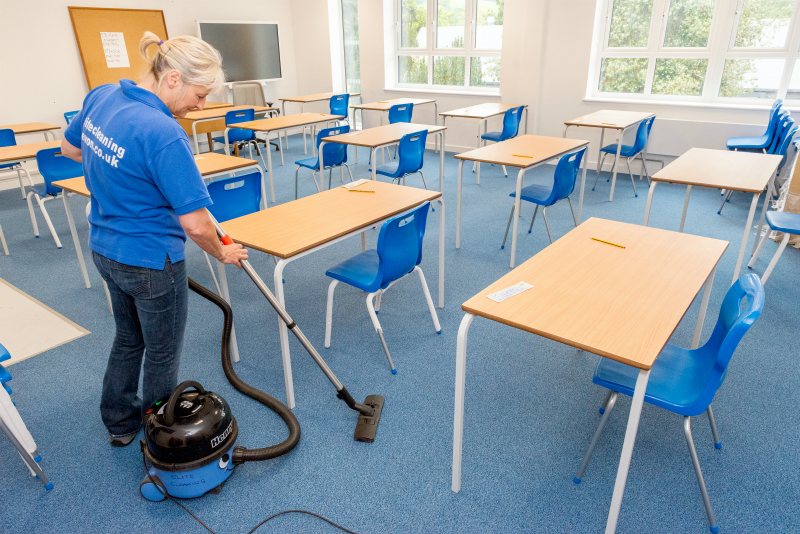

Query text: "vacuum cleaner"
[139, 218, 384, 501]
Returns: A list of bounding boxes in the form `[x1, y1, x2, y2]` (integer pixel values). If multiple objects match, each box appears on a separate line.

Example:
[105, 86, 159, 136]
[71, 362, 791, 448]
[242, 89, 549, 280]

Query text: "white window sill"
[385, 87, 501, 97]
[583, 96, 785, 112]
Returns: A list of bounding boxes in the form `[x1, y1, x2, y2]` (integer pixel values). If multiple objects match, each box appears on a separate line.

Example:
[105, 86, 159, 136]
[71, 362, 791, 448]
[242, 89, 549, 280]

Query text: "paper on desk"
[487, 282, 533, 303]
[343, 179, 371, 189]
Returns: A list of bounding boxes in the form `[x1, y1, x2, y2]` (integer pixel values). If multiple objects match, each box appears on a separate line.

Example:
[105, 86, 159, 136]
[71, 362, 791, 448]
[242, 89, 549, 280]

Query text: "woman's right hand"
[217, 243, 248, 268]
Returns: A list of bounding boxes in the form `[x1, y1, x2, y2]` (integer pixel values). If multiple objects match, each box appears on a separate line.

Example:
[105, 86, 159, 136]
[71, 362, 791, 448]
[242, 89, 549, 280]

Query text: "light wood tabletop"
[52, 177, 90, 197]
[455, 134, 589, 168]
[652, 148, 782, 193]
[322, 122, 445, 148]
[198, 101, 233, 110]
[440, 103, 526, 119]
[221, 180, 440, 259]
[233, 113, 344, 133]
[0, 140, 61, 163]
[564, 110, 655, 130]
[3, 123, 61, 135]
[351, 97, 436, 111]
[51, 153, 258, 198]
[462, 217, 728, 370]
[279, 92, 360, 104]
[180, 105, 276, 122]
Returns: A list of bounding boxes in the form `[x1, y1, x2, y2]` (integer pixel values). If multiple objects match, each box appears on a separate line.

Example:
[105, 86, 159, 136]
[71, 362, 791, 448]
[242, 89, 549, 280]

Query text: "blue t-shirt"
[65, 79, 212, 269]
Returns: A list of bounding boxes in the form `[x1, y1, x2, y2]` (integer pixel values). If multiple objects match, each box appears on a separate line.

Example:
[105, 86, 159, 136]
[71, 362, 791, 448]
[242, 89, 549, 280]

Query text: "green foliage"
[652, 58, 708, 95]
[434, 56, 466, 85]
[608, 0, 654, 47]
[719, 59, 758, 97]
[476, 0, 504, 26]
[599, 58, 647, 93]
[663, 0, 714, 47]
[735, 0, 793, 47]
[470, 57, 501, 86]
[399, 55, 428, 84]
[341, 0, 361, 94]
[401, 0, 427, 48]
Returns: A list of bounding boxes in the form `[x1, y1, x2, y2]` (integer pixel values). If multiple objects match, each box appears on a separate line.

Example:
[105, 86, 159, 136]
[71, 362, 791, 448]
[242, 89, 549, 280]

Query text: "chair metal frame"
[592, 116, 655, 198]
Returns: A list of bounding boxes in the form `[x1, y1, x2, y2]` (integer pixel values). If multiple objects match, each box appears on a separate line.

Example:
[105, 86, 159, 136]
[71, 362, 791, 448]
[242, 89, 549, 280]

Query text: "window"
[340, 0, 363, 128]
[394, 0, 503, 91]
[590, 0, 800, 104]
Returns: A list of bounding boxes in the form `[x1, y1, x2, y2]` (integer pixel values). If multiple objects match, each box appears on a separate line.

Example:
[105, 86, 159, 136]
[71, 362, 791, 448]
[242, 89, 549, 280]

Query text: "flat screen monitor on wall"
[197, 20, 282, 83]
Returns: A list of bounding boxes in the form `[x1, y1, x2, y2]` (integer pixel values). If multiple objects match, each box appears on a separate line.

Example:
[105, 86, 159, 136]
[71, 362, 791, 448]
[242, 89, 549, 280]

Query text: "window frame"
[589, 0, 800, 105]
[392, 0, 502, 93]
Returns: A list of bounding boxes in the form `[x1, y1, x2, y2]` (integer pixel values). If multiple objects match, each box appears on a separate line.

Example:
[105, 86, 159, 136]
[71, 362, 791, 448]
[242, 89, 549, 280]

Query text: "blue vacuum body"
[140, 442, 237, 501]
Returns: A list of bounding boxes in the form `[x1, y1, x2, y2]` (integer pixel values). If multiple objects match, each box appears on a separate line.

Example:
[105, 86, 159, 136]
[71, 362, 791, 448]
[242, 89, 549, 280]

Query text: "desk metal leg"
[273, 259, 296, 409]
[643, 181, 657, 226]
[223, 128, 231, 156]
[265, 133, 276, 203]
[563, 124, 570, 137]
[733, 193, 760, 284]
[318, 141, 327, 191]
[302, 103, 308, 154]
[691, 266, 716, 350]
[282, 102, 289, 149]
[596, 128, 605, 181]
[0, 223, 7, 255]
[437, 198, 445, 308]
[439, 131, 445, 192]
[510, 168, 527, 268]
[192, 122, 201, 155]
[62, 193, 90, 289]
[473, 122, 481, 176]
[215, 261, 241, 363]
[679, 185, 692, 233]
[609, 129, 623, 202]
[371, 147, 377, 182]
[605, 368, 651, 534]
[524, 107, 529, 134]
[751, 169, 777, 257]
[456, 160, 464, 249]
[452, 312, 476, 493]
[434, 102, 439, 153]
[577, 146, 588, 224]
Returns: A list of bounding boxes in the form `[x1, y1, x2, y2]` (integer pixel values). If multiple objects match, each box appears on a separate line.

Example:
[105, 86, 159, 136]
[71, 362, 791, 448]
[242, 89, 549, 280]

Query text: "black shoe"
[109, 430, 138, 447]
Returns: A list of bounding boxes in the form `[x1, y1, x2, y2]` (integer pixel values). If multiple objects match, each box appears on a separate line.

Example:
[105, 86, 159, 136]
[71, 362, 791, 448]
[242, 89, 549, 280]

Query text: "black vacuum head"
[354, 395, 384, 443]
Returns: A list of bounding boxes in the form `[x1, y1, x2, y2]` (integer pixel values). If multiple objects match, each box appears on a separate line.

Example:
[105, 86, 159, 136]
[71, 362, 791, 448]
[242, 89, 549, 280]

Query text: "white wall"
[0, 0, 301, 145]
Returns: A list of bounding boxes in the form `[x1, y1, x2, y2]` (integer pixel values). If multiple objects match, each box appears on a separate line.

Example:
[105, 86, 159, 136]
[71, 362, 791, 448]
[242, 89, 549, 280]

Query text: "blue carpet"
[0, 136, 798, 533]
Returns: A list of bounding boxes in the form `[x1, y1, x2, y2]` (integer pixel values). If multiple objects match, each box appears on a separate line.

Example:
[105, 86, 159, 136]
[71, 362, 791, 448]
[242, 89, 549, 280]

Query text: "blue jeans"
[92, 252, 188, 437]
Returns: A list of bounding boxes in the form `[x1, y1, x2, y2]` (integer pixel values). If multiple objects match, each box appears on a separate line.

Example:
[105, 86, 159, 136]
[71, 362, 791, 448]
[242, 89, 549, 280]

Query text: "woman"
[62, 32, 248, 447]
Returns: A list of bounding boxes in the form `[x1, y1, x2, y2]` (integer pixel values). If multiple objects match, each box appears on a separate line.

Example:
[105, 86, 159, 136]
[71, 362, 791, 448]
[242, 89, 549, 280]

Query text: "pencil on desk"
[592, 237, 625, 249]
[349, 190, 375, 193]
[513, 155, 533, 158]
[601, 123, 616, 126]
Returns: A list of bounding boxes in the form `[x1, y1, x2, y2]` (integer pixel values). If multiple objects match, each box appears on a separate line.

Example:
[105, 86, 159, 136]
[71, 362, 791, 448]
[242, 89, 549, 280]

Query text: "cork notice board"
[68, 6, 168, 89]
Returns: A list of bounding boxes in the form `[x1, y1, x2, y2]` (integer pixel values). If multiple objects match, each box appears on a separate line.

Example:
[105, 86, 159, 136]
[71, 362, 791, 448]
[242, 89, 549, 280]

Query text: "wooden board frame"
[68, 6, 168, 90]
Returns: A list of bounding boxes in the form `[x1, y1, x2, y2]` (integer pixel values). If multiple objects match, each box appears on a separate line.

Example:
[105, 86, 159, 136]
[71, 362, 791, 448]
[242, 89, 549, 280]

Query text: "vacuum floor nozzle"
[354, 395, 384, 443]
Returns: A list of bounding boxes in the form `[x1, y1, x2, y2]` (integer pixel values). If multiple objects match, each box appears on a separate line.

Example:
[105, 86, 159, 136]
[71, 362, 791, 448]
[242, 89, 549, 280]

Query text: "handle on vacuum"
[163, 380, 206, 426]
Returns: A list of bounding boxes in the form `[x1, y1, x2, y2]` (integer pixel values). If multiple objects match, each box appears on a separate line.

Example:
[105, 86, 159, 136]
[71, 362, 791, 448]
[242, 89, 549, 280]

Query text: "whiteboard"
[197, 20, 283, 83]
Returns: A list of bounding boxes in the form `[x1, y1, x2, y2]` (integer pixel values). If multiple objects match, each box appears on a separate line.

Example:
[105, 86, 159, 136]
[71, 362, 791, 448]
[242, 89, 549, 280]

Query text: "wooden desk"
[2, 122, 61, 142]
[440, 103, 529, 166]
[351, 98, 440, 153]
[454, 134, 590, 268]
[644, 148, 782, 284]
[0, 140, 60, 199]
[221, 180, 444, 409]
[176, 105, 276, 155]
[452, 217, 728, 533]
[279, 92, 360, 154]
[52, 153, 262, 292]
[321, 122, 446, 191]
[200, 101, 234, 110]
[230, 113, 346, 203]
[564, 110, 655, 202]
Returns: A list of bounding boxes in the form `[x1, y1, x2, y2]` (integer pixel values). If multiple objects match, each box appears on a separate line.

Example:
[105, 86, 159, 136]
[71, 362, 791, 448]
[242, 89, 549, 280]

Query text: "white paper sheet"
[343, 179, 371, 189]
[487, 282, 534, 303]
[100, 32, 130, 68]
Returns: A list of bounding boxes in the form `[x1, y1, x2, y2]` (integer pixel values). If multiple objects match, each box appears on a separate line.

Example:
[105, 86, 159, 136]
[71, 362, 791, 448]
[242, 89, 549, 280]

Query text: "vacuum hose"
[188, 277, 301, 465]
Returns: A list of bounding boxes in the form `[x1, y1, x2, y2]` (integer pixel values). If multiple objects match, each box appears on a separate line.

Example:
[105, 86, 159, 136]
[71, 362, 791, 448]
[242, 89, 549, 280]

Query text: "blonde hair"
[139, 31, 225, 94]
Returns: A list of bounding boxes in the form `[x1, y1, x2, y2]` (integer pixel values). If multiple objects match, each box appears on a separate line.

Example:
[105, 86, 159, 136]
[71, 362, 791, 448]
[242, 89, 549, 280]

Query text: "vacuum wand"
[211, 216, 380, 426]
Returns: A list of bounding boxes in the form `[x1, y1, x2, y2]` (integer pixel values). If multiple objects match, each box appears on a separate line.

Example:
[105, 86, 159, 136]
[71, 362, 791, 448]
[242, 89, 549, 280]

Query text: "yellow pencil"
[601, 122, 616, 126]
[349, 190, 375, 193]
[378, 101, 389, 103]
[513, 154, 533, 158]
[592, 237, 625, 249]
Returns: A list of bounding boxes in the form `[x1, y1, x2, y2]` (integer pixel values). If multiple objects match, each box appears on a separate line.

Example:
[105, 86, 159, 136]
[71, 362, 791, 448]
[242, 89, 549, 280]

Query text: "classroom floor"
[0, 136, 798, 533]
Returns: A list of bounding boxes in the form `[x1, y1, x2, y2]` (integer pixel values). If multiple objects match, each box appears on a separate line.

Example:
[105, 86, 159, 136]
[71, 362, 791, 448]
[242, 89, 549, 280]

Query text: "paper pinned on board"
[487, 282, 534, 303]
[101, 32, 130, 68]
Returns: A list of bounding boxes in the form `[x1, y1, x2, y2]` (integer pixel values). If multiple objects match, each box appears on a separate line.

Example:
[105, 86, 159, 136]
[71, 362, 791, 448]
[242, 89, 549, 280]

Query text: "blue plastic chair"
[475, 105, 525, 178]
[26, 148, 83, 248]
[64, 111, 79, 125]
[376, 103, 414, 161]
[0, 128, 35, 200]
[374, 130, 429, 189]
[574, 274, 765, 534]
[501, 147, 586, 248]
[592, 116, 656, 198]
[295, 125, 353, 198]
[212, 109, 267, 167]
[0, 342, 53, 491]
[324, 202, 441, 374]
[747, 210, 800, 284]
[330, 93, 350, 121]
[719, 114, 796, 214]
[727, 99, 783, 151]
